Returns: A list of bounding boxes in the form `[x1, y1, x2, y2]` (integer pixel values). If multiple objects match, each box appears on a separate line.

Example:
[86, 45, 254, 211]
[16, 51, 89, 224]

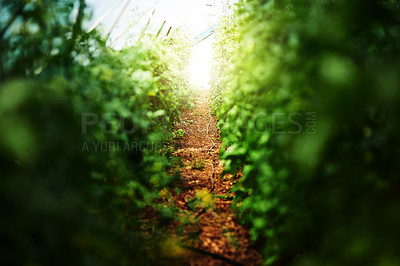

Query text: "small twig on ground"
[206, 105, 218, 192]
[181, 244, 243, 266]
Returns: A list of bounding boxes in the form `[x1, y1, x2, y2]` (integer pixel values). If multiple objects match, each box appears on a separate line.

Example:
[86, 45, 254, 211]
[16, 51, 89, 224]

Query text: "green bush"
[212, 0, 400, 265]
[0, 1, 190, 265]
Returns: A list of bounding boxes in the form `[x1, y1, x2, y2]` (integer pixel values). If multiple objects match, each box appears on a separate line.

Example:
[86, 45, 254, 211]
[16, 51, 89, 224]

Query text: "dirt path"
[169, 89, 262, 265]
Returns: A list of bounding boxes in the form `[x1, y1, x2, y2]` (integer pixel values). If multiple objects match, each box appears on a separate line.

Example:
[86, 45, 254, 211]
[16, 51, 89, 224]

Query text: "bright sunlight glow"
[87, 0, 226, 87]
[189, 35, 214, 89]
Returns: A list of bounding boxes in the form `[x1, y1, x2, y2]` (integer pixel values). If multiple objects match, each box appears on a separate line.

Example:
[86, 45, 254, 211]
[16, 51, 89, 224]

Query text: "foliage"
[191, 158, 205, 171]
[0, 1, 190, 265]
[212, 0, 400, 265]
[172, 129, 186, 139]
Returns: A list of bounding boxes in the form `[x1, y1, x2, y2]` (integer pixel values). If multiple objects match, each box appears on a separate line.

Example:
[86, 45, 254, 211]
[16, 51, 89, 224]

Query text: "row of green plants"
[211, 0, 400, 265]
[0, 1, 190, 265]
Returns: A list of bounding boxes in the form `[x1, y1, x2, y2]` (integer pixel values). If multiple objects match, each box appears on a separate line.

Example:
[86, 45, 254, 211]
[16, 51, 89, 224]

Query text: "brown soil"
[165, 89, 262, 265]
